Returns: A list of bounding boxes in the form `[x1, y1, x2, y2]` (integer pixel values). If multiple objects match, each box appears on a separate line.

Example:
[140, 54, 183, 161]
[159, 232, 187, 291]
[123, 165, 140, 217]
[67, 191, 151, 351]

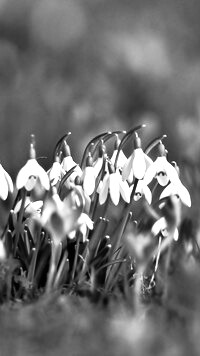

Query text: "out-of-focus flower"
[16, 158, 50, 191]
[160, 181, 191, 207]
[39, 188, 82, 244]
[151, 216, 179, 241]
[68, 212, 93, 242]
[48, 158, 65, 186]
[122, 134, 152, 182]
[14, 197, 43, 217]
[98, 165, 130, 206]
[82, 153, 96, 196]
[131, 179, 152, 204]
[0, 163, 13, 200]
[0, 240, 6, 260]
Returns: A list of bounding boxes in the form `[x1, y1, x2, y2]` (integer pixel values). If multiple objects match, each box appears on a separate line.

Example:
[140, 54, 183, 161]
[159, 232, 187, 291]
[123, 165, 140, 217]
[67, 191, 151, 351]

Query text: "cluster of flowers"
[0, 127, 191, 245]
[0, 126, 191, 296]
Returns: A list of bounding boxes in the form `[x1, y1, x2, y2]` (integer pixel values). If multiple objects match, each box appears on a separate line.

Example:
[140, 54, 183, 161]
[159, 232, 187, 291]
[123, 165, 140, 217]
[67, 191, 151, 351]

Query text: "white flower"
[159, 181, 191, 207]
[14, 197, 43, 217]
[40, 191, 81, 244]
[62, 156, 82, 182]
[151, 216, 179, 241]
[0, 240, 6, 260]
[98, 169, 130, 206]
[143, 156, 179, 187]
[82, 159, 96, 196]
[122, 148, 153, 182]
[131, 179, 152, 204]
[16, 158, 50, 191]
[0, 163, 13, 200]
[68, 212, 93, 242]
[48, 161, 65, 186]
[110, 149, 127, 169]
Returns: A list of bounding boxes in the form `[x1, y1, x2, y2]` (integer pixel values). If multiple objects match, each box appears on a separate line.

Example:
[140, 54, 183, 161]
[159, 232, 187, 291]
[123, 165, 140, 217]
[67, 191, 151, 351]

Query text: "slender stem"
[70, 232, 81, 283]
[144, 134, 167, 155]
[13, 189, 27, 257]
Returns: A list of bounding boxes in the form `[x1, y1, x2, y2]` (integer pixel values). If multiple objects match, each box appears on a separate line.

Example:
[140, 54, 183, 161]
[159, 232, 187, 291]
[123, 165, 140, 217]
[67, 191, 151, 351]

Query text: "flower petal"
[143, 161, 157, 185]
[143, 184, 152, 204]
[99, 174, 109, 205]
[83, 166, 96, 196]
[16, 160, 32, 190]
[122, 154, 133, 181]
[178, 182, 191, 207]
[3, 169, 13, 193]
[109, 172, 120, 206]
[119, 178, 130, 203]
[0, 171, 8, 200]
[132, 148, 146, 180]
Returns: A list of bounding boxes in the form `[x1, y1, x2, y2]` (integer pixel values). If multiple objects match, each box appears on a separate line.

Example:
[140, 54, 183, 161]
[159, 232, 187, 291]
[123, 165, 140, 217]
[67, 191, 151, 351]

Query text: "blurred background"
[0, 0, 200, 176]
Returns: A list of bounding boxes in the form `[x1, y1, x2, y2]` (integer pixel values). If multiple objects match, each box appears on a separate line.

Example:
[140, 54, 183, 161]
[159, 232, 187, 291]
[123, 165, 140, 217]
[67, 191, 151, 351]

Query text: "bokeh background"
[0, 0, 200, 176]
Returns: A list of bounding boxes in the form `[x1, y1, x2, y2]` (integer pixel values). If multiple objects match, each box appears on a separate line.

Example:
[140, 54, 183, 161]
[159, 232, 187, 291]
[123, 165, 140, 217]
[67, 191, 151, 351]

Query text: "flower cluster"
[0, 126, 192, 300]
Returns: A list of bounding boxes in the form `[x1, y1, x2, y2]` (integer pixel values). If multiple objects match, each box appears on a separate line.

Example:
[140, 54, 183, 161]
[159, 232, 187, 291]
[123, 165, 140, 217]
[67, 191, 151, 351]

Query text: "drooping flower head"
[39, 186, 83, 244]
[143, 142, 179, 187]
[16, 134, 50, 191]
[98, 161, 130, 206]
[122, 132, 153, 183]
[61, 141, 82, 183]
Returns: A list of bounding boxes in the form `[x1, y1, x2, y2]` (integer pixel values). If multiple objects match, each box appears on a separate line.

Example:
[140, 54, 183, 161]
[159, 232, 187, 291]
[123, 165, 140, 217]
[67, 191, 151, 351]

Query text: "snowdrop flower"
[14, 197, 43, 217]
[48, 157, 65, 186]
[0, 239, 6, 260]
[16, 135, 50, 191]
[151, 216, 179, 241]
[82, 153, 96, 196]
[0, 163, 13, 200]
[143, 142, 179, 187]
[98, 164, 130, 206]
[111, 148, 127, 169]
[16, 159, 50, 191]
[122, 134, 152, 182]
[40, 188, 82, 244]
[61, 141, 82, 182]
[131, 179, 152, 204]
[68, 212, 93, 242]
[93, 142, 107, 178]
[159, 181, 191, 207]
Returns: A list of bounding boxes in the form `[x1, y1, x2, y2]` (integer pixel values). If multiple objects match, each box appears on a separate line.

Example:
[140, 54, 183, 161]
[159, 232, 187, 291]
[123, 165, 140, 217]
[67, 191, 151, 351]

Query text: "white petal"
[16, 160, 32, 190]
[62, 156, 76, 171]
[79, 213, 93, 230]
[119, 179, 130, 203]
[37, 165, 50, 190]
[163, 158, 179, 184]
[111, 149, 127, 168]
[178, 182, 191, 207]
[0, 170, 8, 200]
[132, 148, 146, 180]
[151, 217, 167, 236]
[144, 153, 153, 169]
[143, 184, 152, 204]
[93, 157, 104, 178]
[173, 228, 179, 241]
[3, 169, 13, 193]
[122, 154, 133, 181]
[83, 166, 96, 196]
[99, 174, 109, 205]
[143, 161, 157, 185]
[109, 172, 120, 206]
